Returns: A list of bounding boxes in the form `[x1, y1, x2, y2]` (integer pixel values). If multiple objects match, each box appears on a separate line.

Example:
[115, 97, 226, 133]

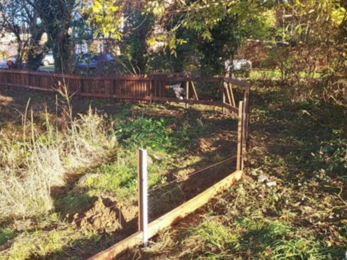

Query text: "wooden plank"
[224, 77, 251, 89]
[224, 82, 232, 105]
[236, 101, 244, 171]
[80, 93, 148, 101]
[149, 96, 237, 114]
[241, 102, 247, 170]
[87, 170, 243, 260]
[190, 81, 199, 101]
[228, 83, 236, 107]
[222, 103, 239, 114]
[243, 87, 251, 149]
[185, 81, 189, 109]
[149, 80, 153, 104]
[148, 96, 223, 108]
[151, 76, 223, 83]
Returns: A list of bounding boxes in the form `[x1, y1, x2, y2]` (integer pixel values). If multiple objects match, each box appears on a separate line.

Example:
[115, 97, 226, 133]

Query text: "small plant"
[0, 228, 16, 246]
[114, 117, 173, 151]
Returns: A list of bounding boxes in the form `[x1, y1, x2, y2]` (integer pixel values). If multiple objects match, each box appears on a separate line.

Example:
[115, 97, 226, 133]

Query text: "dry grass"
[0, 97, 116, 222]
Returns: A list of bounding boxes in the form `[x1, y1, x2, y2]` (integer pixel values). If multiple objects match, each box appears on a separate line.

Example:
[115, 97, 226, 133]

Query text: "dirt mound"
[72, 197, 124, 233]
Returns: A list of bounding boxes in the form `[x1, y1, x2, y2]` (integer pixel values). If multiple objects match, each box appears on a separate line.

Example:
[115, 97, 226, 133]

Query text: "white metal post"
[138, 148, 148, 247]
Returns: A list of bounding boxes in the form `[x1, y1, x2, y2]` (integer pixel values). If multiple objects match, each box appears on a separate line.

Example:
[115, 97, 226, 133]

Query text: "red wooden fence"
[0, 69, 250, 114]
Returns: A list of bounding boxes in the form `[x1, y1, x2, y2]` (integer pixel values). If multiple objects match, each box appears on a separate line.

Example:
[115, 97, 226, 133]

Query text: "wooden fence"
[0, 69, 250, 115]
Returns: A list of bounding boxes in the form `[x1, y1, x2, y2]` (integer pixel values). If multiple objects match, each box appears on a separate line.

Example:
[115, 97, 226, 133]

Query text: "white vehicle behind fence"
[225, 59, 252, 71]
[42, 52, 54, 66]
[225, 59, 252, 77]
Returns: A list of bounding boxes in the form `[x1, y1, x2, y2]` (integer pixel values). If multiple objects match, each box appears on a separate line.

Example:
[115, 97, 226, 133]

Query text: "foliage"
[114, 117, 173, 151]
[0, 228, 16, 245]
[145, 0, 275, 46]
[121, 5, 154, 74]
[114, 115, 209, 152]
[85, 0, 123, 40]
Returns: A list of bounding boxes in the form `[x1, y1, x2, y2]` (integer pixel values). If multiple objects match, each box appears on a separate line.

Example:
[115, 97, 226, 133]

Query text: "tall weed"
[0, 108, 115, 222]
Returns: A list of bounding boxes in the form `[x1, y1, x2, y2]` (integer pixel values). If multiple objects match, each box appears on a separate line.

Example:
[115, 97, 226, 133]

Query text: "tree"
[25, 0, 76, 73]
[121, 4, 154, 74]
[0, 0, 31, 68]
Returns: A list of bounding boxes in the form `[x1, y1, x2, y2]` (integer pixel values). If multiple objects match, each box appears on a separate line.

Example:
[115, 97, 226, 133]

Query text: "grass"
[0, 107, 115, 221]
[38, 65, 55, 71]
[250, 69, 321, 79]
[122, 82, 347, 259]
[0, 228, 16, 246]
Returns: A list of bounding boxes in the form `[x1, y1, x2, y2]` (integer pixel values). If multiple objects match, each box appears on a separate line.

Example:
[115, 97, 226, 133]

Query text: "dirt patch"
[194, 131, 237, 155]
[72, 197, 124, 233]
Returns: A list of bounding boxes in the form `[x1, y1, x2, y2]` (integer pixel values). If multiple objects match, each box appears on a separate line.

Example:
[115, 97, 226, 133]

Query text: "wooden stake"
[224, 82, 232, 105]
[190, 80, 199, 100]
[137, 149, 148, 247]
[228, 83, 236, 107]
[185, 81, 189, 108]
[222, 84, 226, 114]
[241, 103, 247, 170]
[243, 87, 250, 142]
[237, 101, 244, 171]
[149, 80, 153, 104]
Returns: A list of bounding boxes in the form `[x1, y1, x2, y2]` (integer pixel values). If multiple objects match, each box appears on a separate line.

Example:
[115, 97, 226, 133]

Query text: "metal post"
[137, 148, 148, 247]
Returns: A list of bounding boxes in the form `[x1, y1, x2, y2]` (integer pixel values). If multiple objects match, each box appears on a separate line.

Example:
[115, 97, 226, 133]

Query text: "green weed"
[0, 228, 16, 245]
[115, 118, 173, 151]
[271, 238, 325, 260]
[186, 219, 236, 259]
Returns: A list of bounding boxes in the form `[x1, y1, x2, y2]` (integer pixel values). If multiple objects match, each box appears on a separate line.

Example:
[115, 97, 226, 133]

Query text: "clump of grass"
[0, 228, 16, 246]
[0, 225, 97, 260]
[271, 237, 325, 260]
[0, 101, 116, 222]
[187, 218, 236, 258]
[78, 148, 167, 204]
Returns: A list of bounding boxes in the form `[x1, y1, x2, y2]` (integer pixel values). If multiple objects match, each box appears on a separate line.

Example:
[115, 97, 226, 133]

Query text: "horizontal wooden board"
[223, 77, 251, 89]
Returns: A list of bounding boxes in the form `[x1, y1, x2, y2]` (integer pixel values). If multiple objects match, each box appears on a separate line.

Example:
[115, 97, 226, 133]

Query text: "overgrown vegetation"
[0, 89, 236, 259]
[0, 105, 115, 221]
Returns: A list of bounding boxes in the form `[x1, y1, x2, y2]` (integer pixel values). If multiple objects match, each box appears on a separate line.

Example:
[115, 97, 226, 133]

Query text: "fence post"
[137, 148, 148, 247]
[222, 81, 226, 114]
[6, 70, 10, 89]
[236, 101, 244, 171]
[149, 80, 153, 104]
[243, 86, 250, 142]
[185, 81, 189, 109]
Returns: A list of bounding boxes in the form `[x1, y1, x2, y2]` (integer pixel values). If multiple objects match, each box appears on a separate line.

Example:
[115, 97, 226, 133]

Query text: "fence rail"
[0, 69, 250, 114]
